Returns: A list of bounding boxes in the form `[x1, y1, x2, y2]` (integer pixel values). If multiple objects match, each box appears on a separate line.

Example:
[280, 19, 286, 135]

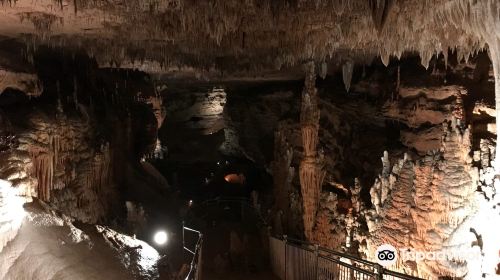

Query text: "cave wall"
[0, 36, 497, 279]
[0, 107, 116, 223]
[255, 54, 500, 279]
[0, 43, 167, 227]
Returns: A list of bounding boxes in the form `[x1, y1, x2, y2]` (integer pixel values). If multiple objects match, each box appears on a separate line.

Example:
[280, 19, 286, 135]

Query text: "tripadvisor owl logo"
[375, 244, 397, 267]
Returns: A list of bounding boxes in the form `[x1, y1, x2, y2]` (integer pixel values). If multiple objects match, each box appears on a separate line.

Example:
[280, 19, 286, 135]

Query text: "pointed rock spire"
[342, 60, 354, 92]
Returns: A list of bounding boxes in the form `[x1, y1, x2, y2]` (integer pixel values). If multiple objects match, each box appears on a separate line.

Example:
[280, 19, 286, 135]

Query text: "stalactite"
[396, 65, 400, 94]
[342, 59, 353, 92]
[319, 61, 327, 79]
[84, 143, 111, 195]
[299, 62, 325, 241]
[369, 0, 393, 32]
[378, 49, 390, 67]
[420, 50, 433, 70]
[31, 151, 54, 201]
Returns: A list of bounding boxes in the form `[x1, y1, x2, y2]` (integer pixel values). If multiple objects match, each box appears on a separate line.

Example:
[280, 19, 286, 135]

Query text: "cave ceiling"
[0, 0, 498, 76]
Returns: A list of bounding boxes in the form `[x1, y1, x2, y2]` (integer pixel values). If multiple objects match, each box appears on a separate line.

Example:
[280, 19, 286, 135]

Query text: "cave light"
[153, 230, 168, 245]
[224, 173, 246, 184]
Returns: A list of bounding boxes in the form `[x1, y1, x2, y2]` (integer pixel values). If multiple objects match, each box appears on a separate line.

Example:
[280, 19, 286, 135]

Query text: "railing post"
[283, 235, 287, 280]
[182, 221, 185, 249]
[314, 244, 319, 279]
[197, 233, 203, 280]
[377, 264, 384, 280]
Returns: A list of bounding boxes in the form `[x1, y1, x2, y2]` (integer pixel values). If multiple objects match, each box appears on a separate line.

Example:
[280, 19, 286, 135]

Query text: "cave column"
[490, 38, 500, 174]
[299, 63, 326, 241]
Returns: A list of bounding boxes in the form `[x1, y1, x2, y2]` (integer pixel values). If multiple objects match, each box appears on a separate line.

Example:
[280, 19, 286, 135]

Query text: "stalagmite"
[271, 127, 295, 234]
[299, 62, 325, 241]
[351, 178, 362, 214]
[361, 120, 479, 278]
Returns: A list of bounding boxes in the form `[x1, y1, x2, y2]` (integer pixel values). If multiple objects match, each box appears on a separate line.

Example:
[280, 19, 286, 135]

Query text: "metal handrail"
[283, 236, 380, 267]
[318, 254, 378, 277]
[383, 269, 423, 279]
[183, 223, 203, 280]
[270, 234, 423, 280]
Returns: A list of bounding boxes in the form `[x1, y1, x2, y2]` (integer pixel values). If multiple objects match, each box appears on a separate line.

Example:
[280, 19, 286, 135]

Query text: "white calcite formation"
[361, 120, 481, 279]
[0, 202, 160, 280]
[353, 80, 499, 279]
[256, 59, 499, 278]
[0, 179, 26, 255]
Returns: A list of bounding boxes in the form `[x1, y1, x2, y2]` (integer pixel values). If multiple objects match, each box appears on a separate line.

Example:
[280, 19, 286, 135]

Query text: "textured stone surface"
[0, 202, 159, 280]
[299, 64, 325, 241]
[361, 120, 478, 278]
[0, 0, 498, 77]
[1, 5, 500, 276]
[258, 56, 500, 279]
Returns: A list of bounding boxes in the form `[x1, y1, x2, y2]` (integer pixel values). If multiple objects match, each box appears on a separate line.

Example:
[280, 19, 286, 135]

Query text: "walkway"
[185, 197, 277, 280]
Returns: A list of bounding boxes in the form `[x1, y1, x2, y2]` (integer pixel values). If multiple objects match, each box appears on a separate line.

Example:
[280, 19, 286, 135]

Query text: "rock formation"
[361, 120, 478, 278]
[270, 125, 295, 234]
[0, 201, 160, 280]
[0, 45, 172, 278]
[0, 1, 500, 279]
[299, 63, 326, 241]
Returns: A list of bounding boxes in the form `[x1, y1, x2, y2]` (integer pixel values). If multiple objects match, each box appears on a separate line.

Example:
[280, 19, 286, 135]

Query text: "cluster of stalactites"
[8, 0, 498, 74]
[29, 134, 63, 201]
[83, 143, 111, 197]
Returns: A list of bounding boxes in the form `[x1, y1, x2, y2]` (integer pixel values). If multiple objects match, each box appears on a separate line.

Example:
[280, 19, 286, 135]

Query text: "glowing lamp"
[224, 173, 245, 184]
[154, 230, 168, 245]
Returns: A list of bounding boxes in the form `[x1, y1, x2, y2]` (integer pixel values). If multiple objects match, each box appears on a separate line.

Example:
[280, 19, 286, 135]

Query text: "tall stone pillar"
[490, 39, 500, 173]
[299, 63, 325, 240]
